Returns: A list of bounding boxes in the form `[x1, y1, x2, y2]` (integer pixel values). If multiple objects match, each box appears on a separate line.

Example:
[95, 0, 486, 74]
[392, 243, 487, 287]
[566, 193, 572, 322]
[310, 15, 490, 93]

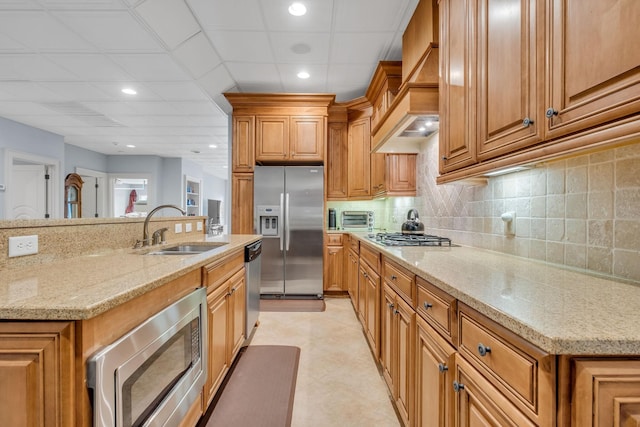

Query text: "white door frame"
[4, 149, 60, 219]
[76, 167, 108, 218]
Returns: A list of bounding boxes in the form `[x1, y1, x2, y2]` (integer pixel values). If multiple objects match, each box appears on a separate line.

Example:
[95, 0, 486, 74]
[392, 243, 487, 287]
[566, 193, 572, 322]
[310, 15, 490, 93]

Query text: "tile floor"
[249, 297, 401, 427]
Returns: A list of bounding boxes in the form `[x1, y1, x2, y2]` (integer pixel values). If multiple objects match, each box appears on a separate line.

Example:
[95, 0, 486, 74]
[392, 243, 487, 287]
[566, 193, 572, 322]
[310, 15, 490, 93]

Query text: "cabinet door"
[327, 122, 348, 199]
[231, 173, 254, 234]
[454, 356, 535, 427]
[358, 263, 368, 325]
[386, 154, 417, 196]
[365, 264, 381, 359]
[547, 0, 640, 140]
[476, 0, 543, 160]
[370, 152, 386, 197]
[232, 115, 255, 172]
[347, 248, 359, 305]
[256, 116, 289, 161]
[290, 116, 324, 161]
[205, 285, 229, 405]
[348, 118, 372, 198]
[229, 268, 246, 360]
[416, 316, 456, 427]
[439, 0, 477, 173]
[324, 244, 344, 292]
[0, 322, 74, 427]
[395, 295, 415, 427]
[381, 284, 396, 390]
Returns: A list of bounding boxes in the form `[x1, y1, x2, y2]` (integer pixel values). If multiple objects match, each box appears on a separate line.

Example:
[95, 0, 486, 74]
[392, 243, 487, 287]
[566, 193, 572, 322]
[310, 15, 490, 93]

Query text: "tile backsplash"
[331, 134, 640, 284]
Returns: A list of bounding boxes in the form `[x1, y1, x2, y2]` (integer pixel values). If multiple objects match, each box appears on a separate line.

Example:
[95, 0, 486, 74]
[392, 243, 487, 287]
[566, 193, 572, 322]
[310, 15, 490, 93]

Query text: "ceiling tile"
[0, 101, 60, 116]
[225, 62, 281, 90]
[206, 30, 273, 62]
[0, 54, 81, 81]
[187, 0, 264, 31]
[168, 101, 225, 116]
[144, 81, 208, 101]
[135, 0, 200, 50]
[277, 63, 328, 93]
[198, 65, 236, 98]
[109, 53, 192, 81]
[82, 101, 140, 116]
[269, 32, 330, 64]
[0, 82, 66, 101]
[37, 82, 114, 101]
[53, 10, 163, 51]
[172, 32, 221, 79]
[0, 11, 94, 51]
[260, 0, 333, 32]
[330, 32, 393, 64]
[0, 32, 28, 50]
[92, 82, 164, 101]
[334, 0, 413, 32]
[45, 54, 134, 81]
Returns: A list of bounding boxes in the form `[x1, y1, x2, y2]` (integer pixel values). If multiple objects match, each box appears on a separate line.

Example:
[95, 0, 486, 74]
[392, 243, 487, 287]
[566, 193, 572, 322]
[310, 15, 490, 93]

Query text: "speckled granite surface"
[0, 234, 260, 321]
[350, 233, 640, 355]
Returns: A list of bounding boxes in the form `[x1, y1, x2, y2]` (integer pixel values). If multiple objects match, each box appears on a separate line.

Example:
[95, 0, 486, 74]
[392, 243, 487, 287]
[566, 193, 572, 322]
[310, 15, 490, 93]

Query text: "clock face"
[67, 187, 78, 202]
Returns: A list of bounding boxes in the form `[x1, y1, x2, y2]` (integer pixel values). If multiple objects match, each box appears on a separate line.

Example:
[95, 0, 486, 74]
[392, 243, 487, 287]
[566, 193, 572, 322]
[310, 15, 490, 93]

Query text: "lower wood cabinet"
[324, 233, 345, 292]
[0, 321, 75, 427]
[346, 246, 359, 305]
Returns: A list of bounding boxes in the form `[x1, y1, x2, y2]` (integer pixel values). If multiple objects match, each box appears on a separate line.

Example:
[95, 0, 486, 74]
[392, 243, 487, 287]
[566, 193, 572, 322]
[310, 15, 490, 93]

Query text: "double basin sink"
[145, 242, 227, 255]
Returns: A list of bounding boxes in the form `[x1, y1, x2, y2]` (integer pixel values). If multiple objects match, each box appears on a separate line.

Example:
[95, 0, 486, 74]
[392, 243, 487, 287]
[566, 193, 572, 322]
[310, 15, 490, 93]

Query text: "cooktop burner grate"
[372, 232, 452, 247]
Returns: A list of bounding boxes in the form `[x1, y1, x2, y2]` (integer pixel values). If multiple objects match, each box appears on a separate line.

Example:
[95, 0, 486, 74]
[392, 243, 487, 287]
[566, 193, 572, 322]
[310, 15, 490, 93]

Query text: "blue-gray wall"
[65, 144, 108, 174]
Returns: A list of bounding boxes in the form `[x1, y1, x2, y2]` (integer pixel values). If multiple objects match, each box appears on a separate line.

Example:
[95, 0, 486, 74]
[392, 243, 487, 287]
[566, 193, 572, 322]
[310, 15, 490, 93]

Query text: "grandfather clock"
[64, 173, 83, 218]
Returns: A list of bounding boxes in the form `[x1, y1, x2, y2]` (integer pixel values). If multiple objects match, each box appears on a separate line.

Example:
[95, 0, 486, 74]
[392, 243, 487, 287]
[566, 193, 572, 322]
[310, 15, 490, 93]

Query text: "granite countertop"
[0, 234, 261, 321]
[350, 233, 640, 355]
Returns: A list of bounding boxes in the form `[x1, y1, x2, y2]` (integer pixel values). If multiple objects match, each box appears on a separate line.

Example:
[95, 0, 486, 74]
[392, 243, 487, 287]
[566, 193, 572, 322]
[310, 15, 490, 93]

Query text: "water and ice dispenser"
[257, 205, 280, 237]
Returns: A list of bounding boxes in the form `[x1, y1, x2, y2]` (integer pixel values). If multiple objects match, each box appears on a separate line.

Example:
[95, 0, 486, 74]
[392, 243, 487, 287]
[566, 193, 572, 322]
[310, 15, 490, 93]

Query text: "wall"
[64, 144, 107, 175]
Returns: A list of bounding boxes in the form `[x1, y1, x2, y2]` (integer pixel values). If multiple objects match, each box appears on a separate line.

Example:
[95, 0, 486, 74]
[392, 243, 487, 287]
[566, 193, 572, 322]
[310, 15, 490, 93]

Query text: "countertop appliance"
[87, 288, 207, 427]
[254, 166, 323, 298]
[401, 208, 425, 235]
[341, 210, 374, 231]
[370, 232, 452, 247]
[244, 240, 261, 338]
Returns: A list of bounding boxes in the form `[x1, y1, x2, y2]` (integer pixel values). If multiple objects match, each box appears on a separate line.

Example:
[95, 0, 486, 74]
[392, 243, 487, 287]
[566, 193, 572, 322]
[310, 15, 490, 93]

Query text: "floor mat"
[260, 298, 326, 312]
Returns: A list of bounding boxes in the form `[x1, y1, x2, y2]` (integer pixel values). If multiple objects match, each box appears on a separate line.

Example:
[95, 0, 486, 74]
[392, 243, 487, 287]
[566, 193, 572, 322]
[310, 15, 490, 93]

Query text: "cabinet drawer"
[382, 258, 414, 305]
[416, 276, 457, 346]
[459, 305, 550, 411]
[360, 243, 380, 272]
[348, 234, 359, 252]
[203, 250, 244, 291]
[326, 233, 343, 245]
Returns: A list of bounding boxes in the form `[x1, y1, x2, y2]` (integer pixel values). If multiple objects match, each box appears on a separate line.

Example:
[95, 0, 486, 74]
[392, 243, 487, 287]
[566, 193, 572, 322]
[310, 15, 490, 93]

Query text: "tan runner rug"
[201, 345, 300, 427]
[260, 298, 326, 312]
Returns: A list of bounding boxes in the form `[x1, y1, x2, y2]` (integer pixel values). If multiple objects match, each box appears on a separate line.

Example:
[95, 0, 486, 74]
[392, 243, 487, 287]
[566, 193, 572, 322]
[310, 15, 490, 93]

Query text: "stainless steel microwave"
[341, 210, 374, 230]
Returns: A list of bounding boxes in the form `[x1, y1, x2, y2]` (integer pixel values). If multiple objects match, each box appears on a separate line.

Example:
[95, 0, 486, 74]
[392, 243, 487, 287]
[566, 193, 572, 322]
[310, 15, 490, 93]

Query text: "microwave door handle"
[279, 193, 284, 251]
[285, 193, 290, 251]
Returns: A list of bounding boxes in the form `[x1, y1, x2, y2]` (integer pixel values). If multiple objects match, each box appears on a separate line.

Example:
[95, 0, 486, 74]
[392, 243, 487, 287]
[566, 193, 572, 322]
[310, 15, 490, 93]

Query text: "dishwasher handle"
[245, 240, 262, 262]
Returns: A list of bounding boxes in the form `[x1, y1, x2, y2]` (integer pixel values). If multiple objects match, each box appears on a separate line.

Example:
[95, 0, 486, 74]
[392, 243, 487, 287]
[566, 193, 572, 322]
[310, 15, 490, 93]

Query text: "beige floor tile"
[250, 298, 401, 427]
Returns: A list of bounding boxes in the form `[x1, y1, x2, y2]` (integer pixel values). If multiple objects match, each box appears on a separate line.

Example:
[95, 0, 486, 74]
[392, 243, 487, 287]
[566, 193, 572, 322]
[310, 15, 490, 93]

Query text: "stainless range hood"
[371, 44, 439, 153]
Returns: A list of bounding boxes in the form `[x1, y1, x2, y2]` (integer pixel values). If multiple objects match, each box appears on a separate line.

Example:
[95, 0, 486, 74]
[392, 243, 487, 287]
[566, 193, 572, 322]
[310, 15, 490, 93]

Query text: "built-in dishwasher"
[245, 240, 262, 339]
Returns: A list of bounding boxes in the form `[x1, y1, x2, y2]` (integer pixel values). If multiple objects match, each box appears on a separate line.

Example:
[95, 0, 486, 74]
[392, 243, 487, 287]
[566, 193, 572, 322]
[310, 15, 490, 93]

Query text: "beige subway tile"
[587, 246, 613, 274]
[588, 220, 613, 247]
[516, 173, 531, 197]
[531, 218, 546, 239]
[546, 219, 565, 241]
[516, 218, 530, 238]
[546, 194, 565, 218]
[615, 141, 640, 159]
[515, 239, 530, 258]
[588, 162, 614, 191]
[588, 191, 614, 219]
[531, 196, 546, 218]
[530, 169, 547, 196]
[546, 241, 565, 264]
[590, 150, 614, 163]
[530, 239, 546, 260]
[566, 193, 587, 219]
[613, 249, 640, 282]
[516, 197, 531, 217]
[566, 219, 587, 244]
[614, 220, 640, 251]
[566, 166, 588, 193]
[565, 244, 587, 269]
[616, 158, 640, 188]
[567, 155, 589, 167]
[615, 189, 640, 219]
[547, 168, 565, 194]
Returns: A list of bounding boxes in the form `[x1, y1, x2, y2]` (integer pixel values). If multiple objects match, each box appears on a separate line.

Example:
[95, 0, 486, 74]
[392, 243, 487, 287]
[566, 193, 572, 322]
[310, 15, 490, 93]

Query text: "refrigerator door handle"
[279, 193, 284, 251]
[285, 193, 290, 251]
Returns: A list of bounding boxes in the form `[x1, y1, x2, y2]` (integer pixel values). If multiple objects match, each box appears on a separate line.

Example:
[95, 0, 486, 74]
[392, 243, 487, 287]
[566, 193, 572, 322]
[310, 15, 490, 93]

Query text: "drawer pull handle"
[477, 343, 491, 357]
[438, 363, 448, 373]
[545, 107, 559, 118]
[423, 302, 433, 310]
[522, 117, 534, 127]
[391, 275, 397, 280]
[453, 381, 464, 392]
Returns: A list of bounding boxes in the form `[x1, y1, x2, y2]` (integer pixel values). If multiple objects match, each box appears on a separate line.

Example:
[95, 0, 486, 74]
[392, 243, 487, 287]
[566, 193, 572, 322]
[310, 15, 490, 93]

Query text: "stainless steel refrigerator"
[254, 166, 324, 298]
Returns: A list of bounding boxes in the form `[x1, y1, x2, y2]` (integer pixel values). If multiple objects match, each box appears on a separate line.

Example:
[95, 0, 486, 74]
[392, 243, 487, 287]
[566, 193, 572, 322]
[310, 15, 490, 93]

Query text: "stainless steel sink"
[146, 243, 227, 255]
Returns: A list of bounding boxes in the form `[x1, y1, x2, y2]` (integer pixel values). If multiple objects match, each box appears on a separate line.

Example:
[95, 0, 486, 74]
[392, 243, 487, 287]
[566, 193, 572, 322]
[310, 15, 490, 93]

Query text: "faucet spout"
[142, 204, 186, 247]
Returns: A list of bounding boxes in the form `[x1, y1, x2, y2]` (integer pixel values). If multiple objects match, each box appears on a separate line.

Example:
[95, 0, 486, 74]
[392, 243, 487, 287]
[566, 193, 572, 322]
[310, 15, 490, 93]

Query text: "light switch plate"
[196, 222, 203, 231]
[175, 223, 183, 233]
[9, 235, 38, 257]
[185, 223, 192, 232]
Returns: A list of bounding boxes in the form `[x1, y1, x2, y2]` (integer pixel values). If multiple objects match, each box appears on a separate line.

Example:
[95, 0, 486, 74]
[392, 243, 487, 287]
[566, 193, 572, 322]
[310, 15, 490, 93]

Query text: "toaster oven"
[341, 210, 374, 231]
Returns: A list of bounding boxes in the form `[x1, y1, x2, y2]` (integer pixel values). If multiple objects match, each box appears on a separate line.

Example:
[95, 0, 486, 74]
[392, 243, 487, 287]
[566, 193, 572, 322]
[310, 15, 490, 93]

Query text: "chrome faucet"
[139, 204, 186, 247]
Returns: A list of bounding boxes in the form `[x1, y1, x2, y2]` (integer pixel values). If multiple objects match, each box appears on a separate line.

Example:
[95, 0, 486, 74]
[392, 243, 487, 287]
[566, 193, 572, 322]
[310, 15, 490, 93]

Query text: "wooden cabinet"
[381, 283, 416, 427]
[256, 115, 324, 162]
[371, 154, 417, 198]
[346, 235, 360, 306]
[546, 0, 640, 141]
[417, 276, 457, 346]
[359, 244, 381, 358]
[326, 121, 349, 199]
[232, 115, 255, 172]
[324, 233, 345, 292]
[203, 250, 246, 406]
[370, 152, 387, 197]
[231, 173, 254, 234]
[348, 117, 372, 198]
[0, 321, 75, 426]
[416, 314, 456, 427]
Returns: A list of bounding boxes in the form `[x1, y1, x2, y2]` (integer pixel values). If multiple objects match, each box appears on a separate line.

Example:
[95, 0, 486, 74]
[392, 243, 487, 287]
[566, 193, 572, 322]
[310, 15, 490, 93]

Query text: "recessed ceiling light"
[288, 2, 306, 16]
[126, 144, 135, 148]
[209, 144, 217, 149]
[121, 88, 137, 95]
[297, 71, 310, 79]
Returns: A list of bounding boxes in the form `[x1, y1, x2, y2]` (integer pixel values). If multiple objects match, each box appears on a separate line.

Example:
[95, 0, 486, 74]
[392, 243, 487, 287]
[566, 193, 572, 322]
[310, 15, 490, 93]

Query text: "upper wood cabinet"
[326, 120, 349, 199]
[370, 152, 386, 197]
[256, 115, 325, 162]
[347, 117, 372, 199]
[232, 115, 255, 172]
[546, 0, 640, 140]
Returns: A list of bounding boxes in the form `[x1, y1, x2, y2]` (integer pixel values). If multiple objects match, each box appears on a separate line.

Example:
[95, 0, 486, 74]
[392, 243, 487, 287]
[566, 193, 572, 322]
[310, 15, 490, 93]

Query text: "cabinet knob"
[391, 275, 397, 280]
[442, 155, 448, 160]
[363, 272, 368, 278]
[522, 117, 534, 127]
[394, 309, 399, 315]
[477, 343, 491, 357]
[388, 303, 394, 309]
[453, 381, 465, 392]
[545, 107, 559, 118]
[423, 302, 433, 310]
[438, 363, 448, 373]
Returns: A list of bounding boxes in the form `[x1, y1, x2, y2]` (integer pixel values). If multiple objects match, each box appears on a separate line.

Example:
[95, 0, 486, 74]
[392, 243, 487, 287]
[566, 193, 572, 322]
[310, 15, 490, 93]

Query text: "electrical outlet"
[185, 223, 192, 232]
[175, 223, 183, 233]
[9, 235, 38, 257]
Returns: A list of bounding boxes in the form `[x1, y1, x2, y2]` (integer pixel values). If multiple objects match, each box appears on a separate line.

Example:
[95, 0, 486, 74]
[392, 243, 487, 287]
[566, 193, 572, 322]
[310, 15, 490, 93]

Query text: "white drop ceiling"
[0, 0, 419, 180]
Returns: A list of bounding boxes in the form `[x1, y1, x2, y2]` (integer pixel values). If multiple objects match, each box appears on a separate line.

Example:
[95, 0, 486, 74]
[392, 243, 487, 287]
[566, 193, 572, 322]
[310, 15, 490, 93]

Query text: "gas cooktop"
[369, 232, 453, 247]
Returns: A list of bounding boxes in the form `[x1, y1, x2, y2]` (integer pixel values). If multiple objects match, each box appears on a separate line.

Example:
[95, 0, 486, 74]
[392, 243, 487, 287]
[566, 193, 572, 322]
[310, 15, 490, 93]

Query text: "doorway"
[76, 168, 107, 218]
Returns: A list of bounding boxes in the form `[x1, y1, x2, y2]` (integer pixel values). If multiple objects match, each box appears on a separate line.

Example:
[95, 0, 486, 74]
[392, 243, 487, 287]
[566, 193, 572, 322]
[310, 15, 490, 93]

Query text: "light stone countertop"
[351, 233, 640, 355]
[0, 234, 260, 321]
